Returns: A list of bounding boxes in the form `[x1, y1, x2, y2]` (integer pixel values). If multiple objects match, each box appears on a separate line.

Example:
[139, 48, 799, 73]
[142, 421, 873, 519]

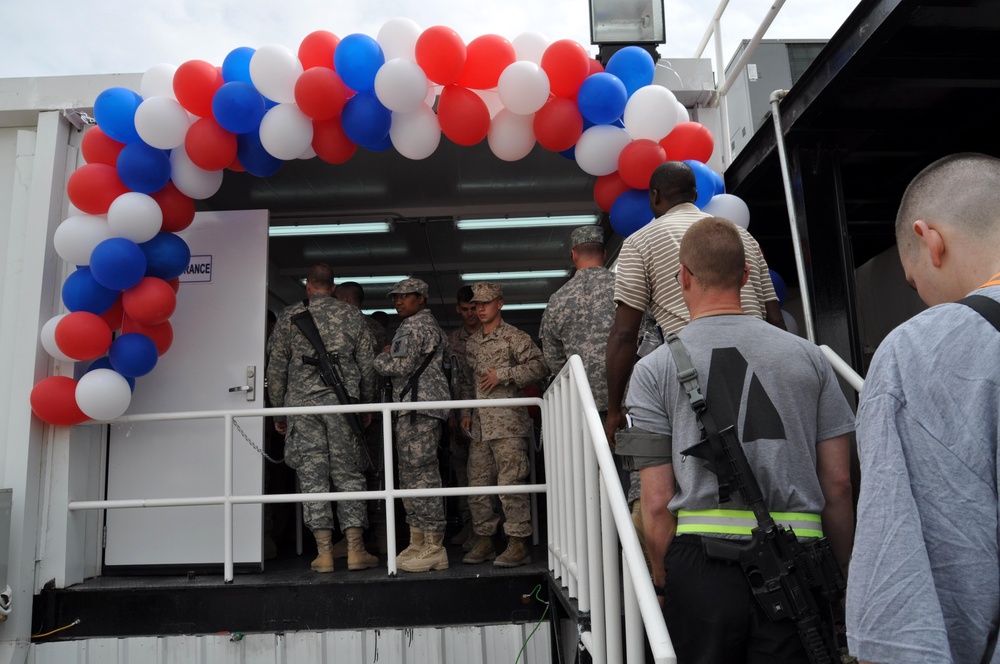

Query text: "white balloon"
[497, 61, 550, 115]
[473, 89, 505, 119]
[259, 103, 314, 161]
[169, 145, 224, 200]
[107, 192, 163, 243]
[250, 44, 302, 104]
[134, 96, 190, 150]
[76, 368, 132, 421]
[389, 104, 441, 160]
[141, 63, 177, 100]
[623, 85, 680, 141]
[377, 17, 422, 62]
[488, 109, 535, 162]
[512, 31, 549, 64]
[375, 58, 430, 113]
[40, 314, 74, 362]
[782, 310, 800, 336]
[54, 215, 114, 266]
[425, 85, 442, 108]
[704, 193, 751, 230]
[298, 144, 317, 160]
[575, 124, 632, 176]
[675, 99, 690, 124]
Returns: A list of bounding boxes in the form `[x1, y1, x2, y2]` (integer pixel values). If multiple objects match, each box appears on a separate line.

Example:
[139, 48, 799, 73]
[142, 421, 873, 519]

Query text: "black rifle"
[291, 310, 373, 471]
[665, 334, 847, 664]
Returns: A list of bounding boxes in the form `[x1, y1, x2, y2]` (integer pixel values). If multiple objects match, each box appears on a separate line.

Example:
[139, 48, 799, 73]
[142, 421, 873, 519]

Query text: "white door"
[104, 210, 269, 570]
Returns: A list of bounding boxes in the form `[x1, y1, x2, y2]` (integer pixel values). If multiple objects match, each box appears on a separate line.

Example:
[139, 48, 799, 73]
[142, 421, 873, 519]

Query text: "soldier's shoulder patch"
[391, 332, 410, 358]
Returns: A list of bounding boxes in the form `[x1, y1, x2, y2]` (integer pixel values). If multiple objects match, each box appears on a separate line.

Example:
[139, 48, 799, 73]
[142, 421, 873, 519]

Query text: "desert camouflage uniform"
[266, 294, 376, 533]
[459, 320, 549, 538]
[374, 308, 450, 532]
[447, 325, 476, 522]
[539, 266, 616, 411]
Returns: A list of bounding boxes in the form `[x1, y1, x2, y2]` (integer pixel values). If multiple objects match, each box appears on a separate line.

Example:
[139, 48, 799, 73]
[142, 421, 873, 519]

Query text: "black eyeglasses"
[674, 265, 694, 284]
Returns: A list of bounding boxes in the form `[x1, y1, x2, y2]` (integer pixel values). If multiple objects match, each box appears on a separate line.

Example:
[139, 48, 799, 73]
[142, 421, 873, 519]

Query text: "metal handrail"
[820, 344, 865, 394]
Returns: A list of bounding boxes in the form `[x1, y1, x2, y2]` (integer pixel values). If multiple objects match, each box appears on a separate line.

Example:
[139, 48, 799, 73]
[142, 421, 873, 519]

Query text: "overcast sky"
[1, 0, 862, 80]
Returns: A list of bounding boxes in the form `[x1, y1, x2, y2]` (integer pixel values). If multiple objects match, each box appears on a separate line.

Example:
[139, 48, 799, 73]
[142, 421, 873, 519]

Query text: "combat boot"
[494, 536, 531, 568]
[450, 520, 473, 547]
[395, 527, 424, 566]
[399, 531, 449, 573]
[310, 529, 335, 573]
[345, 527, 378, 571]
[330, 534, 349, 559]
[462, 535, 496, 564]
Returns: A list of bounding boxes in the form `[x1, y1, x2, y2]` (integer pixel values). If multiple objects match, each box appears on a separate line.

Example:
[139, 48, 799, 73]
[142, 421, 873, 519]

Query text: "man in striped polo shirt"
[605, 161, 785, 448]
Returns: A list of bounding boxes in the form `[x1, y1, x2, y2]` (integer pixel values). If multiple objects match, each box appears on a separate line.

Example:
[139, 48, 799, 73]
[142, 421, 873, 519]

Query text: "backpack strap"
[960, 295, 1000, 334]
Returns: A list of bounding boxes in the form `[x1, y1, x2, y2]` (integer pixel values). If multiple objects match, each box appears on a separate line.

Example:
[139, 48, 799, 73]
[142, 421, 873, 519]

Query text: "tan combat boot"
[330, 534, 349, 559]
[399, 531, 449, 573]
[345, 527, 378, 571]
[462, 535, 496, 564]
[311, 529, 335, 573]
[449, 520, 473, 547]
[494, 536, 531, 568]
[395, 527, 424, 566]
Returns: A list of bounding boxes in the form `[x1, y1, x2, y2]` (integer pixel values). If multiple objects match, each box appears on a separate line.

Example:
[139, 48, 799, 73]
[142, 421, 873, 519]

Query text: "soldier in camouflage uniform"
[446, 285, 481, 548]
[458, 282, 550, 568]
[266, 264, 379, 573]
[374, 278, 451, 573]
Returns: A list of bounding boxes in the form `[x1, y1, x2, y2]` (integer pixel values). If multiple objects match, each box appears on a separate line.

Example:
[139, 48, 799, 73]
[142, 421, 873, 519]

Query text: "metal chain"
[232, 418, 284, 464]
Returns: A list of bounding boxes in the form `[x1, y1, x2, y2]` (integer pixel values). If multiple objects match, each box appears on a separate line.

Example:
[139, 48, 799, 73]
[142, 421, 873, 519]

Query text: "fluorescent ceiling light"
[461, 270, 569, 281]
[269, 222, 392, 236]
[362, 308, 397, 315]
[456, 215, 598, 230]
[300, 275, 409, 286]
[501, 303, 548, 311]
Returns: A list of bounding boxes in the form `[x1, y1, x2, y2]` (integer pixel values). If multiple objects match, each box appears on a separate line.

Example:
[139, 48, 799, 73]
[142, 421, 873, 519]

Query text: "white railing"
[543, 355, 674, 664]
[820, 344, 865, 394]
[68, 397, 546, 581]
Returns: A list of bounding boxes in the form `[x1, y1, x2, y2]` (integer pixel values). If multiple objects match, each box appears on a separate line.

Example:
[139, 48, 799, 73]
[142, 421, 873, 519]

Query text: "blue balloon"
[683, 160, 719, 208]
[90, 238, 146, 291]
[62, 266, 119, 314]
[222, 47, 255, 83]
[769, 270, 787, 307]
[334, 33, 385, 93]
[577, 73, 628, 125]
[361, 132, 393, 153]
[109, 333, 158, 378]
[212, 82, 267, 134]
[610, 189, 655, 238]
[94, 87, 143, 144]
[605, 46, 655, 98]
[236, 129, 283, 177]
[116, 142, 171, 194]
[559, 146, 576, 161]
[140, 232, 191, 281]
[86, 357, 136, 392]
[709, 168, 725, 196]
[341, 91, 391, 147]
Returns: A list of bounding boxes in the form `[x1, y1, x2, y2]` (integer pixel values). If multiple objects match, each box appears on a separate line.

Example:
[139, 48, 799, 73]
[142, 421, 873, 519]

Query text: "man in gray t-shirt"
[618, 217, 855, 663]
[848, 153, 1000, 664]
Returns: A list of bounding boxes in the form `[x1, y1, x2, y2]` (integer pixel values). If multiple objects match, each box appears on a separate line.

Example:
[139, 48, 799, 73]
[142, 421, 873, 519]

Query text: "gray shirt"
[847, 287, 1000, 664]
[624, 314, 855, 521]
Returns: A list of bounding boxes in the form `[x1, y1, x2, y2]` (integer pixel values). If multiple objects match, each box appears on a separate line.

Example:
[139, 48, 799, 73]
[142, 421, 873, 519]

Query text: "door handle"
[228, 366, 256, 402]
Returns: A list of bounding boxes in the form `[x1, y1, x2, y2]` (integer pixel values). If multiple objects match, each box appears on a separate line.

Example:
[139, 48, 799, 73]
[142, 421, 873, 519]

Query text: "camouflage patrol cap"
[387, 277, 429, 299]
[470, 282, 503, 302]
[570, 225, 604, 248]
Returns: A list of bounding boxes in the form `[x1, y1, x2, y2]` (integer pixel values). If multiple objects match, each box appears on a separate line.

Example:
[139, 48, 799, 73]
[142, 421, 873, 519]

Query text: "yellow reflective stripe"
[676, 509, 823, 538]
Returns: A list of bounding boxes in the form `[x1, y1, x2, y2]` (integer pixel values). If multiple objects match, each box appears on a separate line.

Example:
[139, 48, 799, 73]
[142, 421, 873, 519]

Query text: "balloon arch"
[29, 18, 756, 425]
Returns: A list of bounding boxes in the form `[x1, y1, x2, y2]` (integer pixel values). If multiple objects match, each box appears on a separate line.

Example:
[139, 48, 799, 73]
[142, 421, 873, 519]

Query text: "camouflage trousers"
[395, 414, 445, 533]
[467, 436, 532, 538]
[284, 412, 368, 533]
[449, 426, 472, 524]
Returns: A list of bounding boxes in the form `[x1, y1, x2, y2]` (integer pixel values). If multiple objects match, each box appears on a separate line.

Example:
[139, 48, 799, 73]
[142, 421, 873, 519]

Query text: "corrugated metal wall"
[30, 624, 552, 664]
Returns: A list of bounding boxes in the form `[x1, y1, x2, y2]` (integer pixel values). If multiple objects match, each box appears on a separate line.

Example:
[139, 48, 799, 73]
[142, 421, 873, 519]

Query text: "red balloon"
[618, 139, 668, 190]
[122, 315, 174, 356]
[415, 26, 467, 85]
[438, 86, 490, 147]
[312, 117, 357, 164]
[533, 98, 584, 152]
[55, 311, 112, 361]
[166, 277, 180, 293]
[122, 277, 177, 326]
[456, 34, 516, 90]
[659, 122, 715, 163]
[227, 157, 246, 172]
[151, 182, 196, 233]
[295, 68, 348, 120]
[589, 58, 605, 76]
[541, 40, 591, 99]
[594, 172, 632, 213]
[30, 376, 87, 426]
[99, 295, 125, 332]
[173, 60, 224, 118]
[81, 126, 125, 166]
[299, 30, 340, 70]
[66, 164, 129, 215]
[185, 117, 237, 171]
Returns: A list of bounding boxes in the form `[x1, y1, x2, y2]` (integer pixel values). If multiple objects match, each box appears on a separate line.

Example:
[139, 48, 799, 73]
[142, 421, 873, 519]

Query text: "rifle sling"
[290, 309, 354, 412]
[398, 340, 440, 424]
